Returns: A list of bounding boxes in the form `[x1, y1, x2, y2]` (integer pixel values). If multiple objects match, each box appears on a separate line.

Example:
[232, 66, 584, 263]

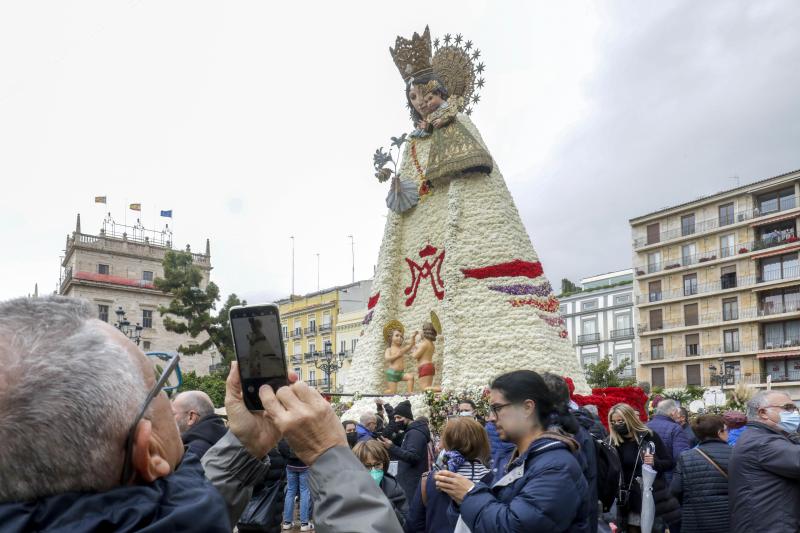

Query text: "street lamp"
[313, 349, 346, 393]
[114, 306, 143, 346]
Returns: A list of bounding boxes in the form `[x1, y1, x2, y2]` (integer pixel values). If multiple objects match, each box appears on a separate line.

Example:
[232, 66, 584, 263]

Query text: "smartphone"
[229, 303, 289, 410]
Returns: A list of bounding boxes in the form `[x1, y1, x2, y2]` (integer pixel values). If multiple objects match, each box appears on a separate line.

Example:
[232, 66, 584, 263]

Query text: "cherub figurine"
[383, 321, 415, 394]
[418, 78, 493, 183]
[411, 322, 440, 392]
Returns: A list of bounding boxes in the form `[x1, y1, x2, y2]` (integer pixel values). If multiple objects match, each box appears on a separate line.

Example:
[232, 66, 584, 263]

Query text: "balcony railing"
[633, 196, 799, 249]
[610, 328, 635, 340]
[577, 333, 601, 345]
[640, 341, 760, 362]
[289, 329, 302, 339]
[319, 323, 333, 333]
[762, 337, 800, 351]
[641, 308, 760, 333]
[304, 326, 317, 335]
[290, 355, 302, 364]
[758, 301, 800, 317]
[741, 371, 800, 385]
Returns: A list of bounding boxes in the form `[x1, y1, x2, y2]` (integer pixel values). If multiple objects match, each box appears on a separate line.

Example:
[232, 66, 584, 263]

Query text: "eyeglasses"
[364, 462, 383, 470]
[489, 402, 515, 416]
[120, 353, 181, 484]
[764, 403, 798, 412]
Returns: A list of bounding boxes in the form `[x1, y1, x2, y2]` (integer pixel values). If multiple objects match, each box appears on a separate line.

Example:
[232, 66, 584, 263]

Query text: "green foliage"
[685, 384, 706, 401]
[558, 278, 633, 298]
[178, 371, 226, 408]
[425, 388, 490, 436]
[584, 356, 637, 388]
[155, 250, 245, 368]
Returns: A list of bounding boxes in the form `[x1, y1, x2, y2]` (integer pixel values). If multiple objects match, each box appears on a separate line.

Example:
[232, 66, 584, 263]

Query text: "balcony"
[577, 333, 601, 345]
[304, 326, 317, 335]
[633, 196, 799, 249]
[758, 301, 800, 317]
[290, 355, 302, 365]
[289, 329, 303, 339]
[640, 308, 759, 335]
[761, 337, 800, 351]
[319, 323, 333, 334]
[610, 328, 635, 340]
[741, 371, 800, 385]
[305, 378, 331, 388]
[639, 341, 760, 363]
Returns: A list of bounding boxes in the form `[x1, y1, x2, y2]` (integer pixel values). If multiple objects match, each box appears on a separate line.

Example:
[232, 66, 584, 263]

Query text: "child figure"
[383, 321, 415, 394]
[411, 322, 441, 392]
[419, 78, 493, 183]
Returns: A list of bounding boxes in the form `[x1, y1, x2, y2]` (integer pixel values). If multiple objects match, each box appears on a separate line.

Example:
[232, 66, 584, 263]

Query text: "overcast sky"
[1, 1, 798, 305]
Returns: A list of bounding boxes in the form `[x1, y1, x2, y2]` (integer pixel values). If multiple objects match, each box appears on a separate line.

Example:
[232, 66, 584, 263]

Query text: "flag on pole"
[160, 210, 173, 218]
[94, 196, 107, 204]
[129, 203, 142, 211]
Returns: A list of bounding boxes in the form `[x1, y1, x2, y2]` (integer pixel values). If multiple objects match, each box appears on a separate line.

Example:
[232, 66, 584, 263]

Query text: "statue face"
[424, 92, 444, 114]
[391, 329, 404, 346]
[408, 85, 426, 117]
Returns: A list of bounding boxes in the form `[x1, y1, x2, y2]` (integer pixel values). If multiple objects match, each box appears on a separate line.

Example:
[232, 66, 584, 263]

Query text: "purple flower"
[489, 282, 552, 297]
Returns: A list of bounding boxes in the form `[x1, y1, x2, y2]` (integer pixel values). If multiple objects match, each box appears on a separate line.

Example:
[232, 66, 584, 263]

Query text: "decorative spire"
[75, 213, 81, 234]
[34, 283, 38, 298]
[205, 238, 211, 257]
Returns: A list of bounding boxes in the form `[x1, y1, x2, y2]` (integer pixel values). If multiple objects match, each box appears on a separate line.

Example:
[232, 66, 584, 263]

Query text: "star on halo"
[472, 49, 481, 60]
[475, 62, 485, 74]
[476, 78, 485, 88]
[443, 33, 452, 45]
[454, 34, 463, 45]
[465, 40, 473, 50]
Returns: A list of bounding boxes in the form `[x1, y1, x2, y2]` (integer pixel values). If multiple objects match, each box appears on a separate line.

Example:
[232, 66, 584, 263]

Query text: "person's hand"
[224, 362, 282, 458]
[643, 452, 654, 466]
[379, 436, 393, 449]
[259, 380, 347, 465]
[417, 120, 429, 130]
[434, 471, 475, 504]
[432, 119, 442, 128]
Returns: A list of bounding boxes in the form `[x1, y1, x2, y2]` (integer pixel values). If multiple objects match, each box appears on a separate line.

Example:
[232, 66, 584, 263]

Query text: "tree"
[178, 371, 226, 407]
[561, 278, 580, 296]
[585, 356, 637, 388]
[155, 250, 245, 369]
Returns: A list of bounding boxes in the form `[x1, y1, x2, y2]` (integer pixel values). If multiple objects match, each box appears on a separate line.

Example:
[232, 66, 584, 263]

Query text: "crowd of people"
[2, 295, 800, 533]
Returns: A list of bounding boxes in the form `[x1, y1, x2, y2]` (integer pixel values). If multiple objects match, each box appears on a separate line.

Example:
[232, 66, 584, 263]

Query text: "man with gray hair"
[172, 390, 227, 459]
[647, 398, 690, 482]
[728, 390, 800, 533]
[357, 411, 378, 443]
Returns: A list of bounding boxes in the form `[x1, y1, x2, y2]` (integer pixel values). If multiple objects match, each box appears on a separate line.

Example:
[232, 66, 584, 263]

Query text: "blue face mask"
[369, 468, 384, 486]
[778, 411, 800, 433]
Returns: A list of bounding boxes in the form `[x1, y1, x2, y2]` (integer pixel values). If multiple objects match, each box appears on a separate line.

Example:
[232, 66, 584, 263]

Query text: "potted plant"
[738, 247, 749, 254]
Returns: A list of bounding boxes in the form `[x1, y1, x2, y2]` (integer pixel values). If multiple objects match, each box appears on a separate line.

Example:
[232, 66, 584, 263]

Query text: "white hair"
[0, 296, 147, 502]
[360, 412, 377, 426]
[655, 399, 680, 417]
[747, 390, 790, 421]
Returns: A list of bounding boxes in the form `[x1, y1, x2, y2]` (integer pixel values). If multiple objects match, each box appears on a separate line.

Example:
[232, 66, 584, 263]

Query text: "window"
[763, 320, 800, 349]
[683, 273, 698, 296]
[309, 370, 316, 383]
[142, 270, 154, 282]
[142, 310, 153, 329]
[614, 313, 632, 331]
[648, 280, 662, 302]
[646, 223, 660, 245]
[760, 287, 800, 315]
[294, 320, 302, 336]
[685, 333, 699, 356]
[615, 351, 635, 375]
[652, 367, 665, 387]
[724, 329, 740, 353]
[647, 252, 662, 274]
[719, 202, 735, 226]
[614, 293, 632, 306]
[582, 317, 597, 334]
[686, 364, 702, 386]
[721, 265, 737, 289]
[322, 312, 331, 327]
[559, 304, 568, 314]
[760, 253, 799, 283]
[649, 309, 663, 330]
[143, 340, 151, 350]
[651, 338, 664, 359]
[340, 340, 346, 354]
[723, 297, 738, 321]
[98, 304, 109, 322]
[295, 367, 302, 380]
[581, 347, 599, 367]
[681, 214, 696, 236]
[308, 317, 317, 332]
[682, 243, 697, 266]
[758, 187, 795, 215]
[282, 324, 288, 339]
[308, 342, 316, 354]
[324, 340, 332, 354]
[351, 338, 358, 352]
[581, 300, 598, 311]
[98, 264, 109, 275]
[293, 342, 301, 355]
[684, 303, 699, 326]
[720, 234, 735, 258]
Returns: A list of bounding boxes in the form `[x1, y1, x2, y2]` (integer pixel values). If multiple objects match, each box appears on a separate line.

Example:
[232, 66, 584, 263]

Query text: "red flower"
[573, 386, 648, 429]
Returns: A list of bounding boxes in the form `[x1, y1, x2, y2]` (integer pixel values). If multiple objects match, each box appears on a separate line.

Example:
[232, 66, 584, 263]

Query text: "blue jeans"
[283, 469, 311, 523]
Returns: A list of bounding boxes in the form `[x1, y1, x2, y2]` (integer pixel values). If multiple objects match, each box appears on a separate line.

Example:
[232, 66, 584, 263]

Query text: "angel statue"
[347, 27, 589, 395]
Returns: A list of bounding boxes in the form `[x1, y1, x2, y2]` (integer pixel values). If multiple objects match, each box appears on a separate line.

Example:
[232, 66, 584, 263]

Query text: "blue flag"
[160, 210, 173, 218]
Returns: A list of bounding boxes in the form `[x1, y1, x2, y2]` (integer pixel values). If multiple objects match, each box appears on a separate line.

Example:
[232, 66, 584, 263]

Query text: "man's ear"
[130, 419, 172, 483]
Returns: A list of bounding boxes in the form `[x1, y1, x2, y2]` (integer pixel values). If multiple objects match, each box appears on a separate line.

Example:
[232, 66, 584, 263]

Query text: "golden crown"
[389, 26, 433, 82]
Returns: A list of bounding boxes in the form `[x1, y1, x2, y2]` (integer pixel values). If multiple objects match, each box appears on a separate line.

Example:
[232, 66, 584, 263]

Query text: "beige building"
[631, 168, 800, 398]
[59, 214, 216, 375]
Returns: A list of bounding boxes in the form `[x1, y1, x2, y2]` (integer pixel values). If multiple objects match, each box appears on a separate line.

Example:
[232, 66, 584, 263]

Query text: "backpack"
[595, 437, 621, 512]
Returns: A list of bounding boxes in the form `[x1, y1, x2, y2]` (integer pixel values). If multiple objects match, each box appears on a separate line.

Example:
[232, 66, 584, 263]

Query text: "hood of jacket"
[0, 454, 230, 533]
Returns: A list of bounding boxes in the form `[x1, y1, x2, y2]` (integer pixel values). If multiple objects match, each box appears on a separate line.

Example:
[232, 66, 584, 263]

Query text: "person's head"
[678, 407, 689, 427]
[171, 391, 215, 434]
[608, 403, 651, 446]
[393, 400, 414, 427]
[0, 296, 183, 503]
[723, 410, 746, 430]
[390, 329, 403, 346]
[655, 398, 681, 422]
[353, 439, 390, 486]
[422, 322, 437, 342]
[342, 420, 357, 434]
[360, 412, 377, 433]
[406, 74, 449, 124]
[487, 370, 556, 444]
[541, 372, 579, 434]
[747, 391, 799, 432]
[457, 399, 477, 418]
[441, 416, 490, 465]
[583, 404, 599, 418]
[691, 414, 727, 443]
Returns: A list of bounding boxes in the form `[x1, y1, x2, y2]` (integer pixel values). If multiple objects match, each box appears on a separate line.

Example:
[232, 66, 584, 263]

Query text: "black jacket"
[278, 438, 307, 469]
[237, 446, 288, 533]
[671, 439, 731, 533]
[182, 414, 227, 459]
[380, 473, 408, 529]
[389, 419, 431, 502]
[729, 421, 800, 533]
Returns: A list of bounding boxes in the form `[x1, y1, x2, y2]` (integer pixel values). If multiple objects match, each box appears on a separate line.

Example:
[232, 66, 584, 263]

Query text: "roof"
[72, 271, 156, 289]
[275, 279, 372, 304]
[629, 167, 800, 223]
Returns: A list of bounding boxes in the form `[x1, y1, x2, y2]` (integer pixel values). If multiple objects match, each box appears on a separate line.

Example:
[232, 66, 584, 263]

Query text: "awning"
[751, 244, 800, 260]
[757, 350, 800, 360]
[750, 211, 800, 227]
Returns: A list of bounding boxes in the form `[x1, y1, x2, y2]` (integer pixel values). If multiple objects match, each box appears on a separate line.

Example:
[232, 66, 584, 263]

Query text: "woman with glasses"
[407, 416, 492, 532]
[608, 403, 679, 533]
[352, 439, 408, 528]
[433, 370, 590, 532]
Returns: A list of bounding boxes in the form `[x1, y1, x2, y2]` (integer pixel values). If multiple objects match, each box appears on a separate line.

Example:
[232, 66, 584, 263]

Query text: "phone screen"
[230, 305, 288, 410]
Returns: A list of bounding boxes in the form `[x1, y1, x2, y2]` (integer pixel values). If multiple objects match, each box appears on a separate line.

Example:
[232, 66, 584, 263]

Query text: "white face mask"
[459, 411, 475, 417]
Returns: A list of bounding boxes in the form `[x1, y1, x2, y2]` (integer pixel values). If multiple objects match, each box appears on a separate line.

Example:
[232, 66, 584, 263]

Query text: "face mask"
[613, 423, 629, 436]
[369, 467, 384, 486]
[778, 411, 800, 433]
[459, 411, 475, 417]
[346, 432, 358, 448]
[396, 420, 407, 430]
